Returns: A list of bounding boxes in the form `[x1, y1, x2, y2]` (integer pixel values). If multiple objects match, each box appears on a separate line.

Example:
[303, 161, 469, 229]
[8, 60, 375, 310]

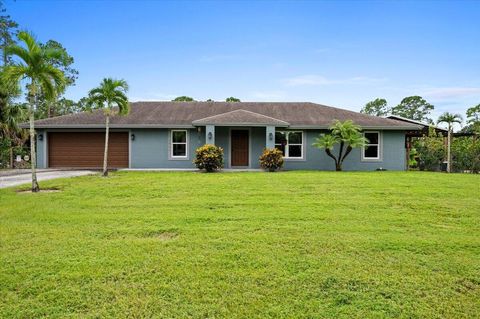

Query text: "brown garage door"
[48, 132, 129, 168]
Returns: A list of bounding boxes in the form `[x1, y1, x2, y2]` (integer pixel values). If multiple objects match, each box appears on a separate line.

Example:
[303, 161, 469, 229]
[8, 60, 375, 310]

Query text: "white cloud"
[422, 87, 480, 100]
[282, 74, 387, 87]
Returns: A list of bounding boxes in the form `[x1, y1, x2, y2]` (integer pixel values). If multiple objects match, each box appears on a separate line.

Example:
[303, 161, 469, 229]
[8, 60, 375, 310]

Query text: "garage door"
[48, 132, 129, 168]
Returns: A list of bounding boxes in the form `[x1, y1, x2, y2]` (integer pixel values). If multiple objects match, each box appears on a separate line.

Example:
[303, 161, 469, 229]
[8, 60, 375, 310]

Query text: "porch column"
[266, 126, 275, 149]
[206, 125, 215, 144]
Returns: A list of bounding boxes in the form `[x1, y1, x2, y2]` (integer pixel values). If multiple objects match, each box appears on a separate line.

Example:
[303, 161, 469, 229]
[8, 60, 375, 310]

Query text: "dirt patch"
[143, 230, 179, 241]
[16, 187, 61, 194]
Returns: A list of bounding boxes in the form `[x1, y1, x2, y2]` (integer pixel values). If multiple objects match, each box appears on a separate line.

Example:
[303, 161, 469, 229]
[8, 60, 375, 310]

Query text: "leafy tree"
[390, 96, 434, 123]
[437, 112, 463, 173]
[35, 40, 78, 118]
[87, 78, 130, 177]
[172, 96, 195, 102]
[313, 120, 367, 171]
[0, 1, 18, 65]
[466, 104, 480, 133]
[226, 97, 241, 102]
[0, 0, 19, 123]
[360, 98, 389, 116]
[205, 99, 214, 102]
[76, 96, 92, 112]
[3, 31, 66, 192]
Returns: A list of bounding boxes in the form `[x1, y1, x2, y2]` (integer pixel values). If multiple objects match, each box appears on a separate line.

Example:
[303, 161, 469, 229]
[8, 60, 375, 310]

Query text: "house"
[29, 101, 422, 170]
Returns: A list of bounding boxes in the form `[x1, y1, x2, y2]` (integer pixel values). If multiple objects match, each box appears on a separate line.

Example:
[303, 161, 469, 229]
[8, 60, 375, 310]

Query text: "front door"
[231, 130, 249, 167]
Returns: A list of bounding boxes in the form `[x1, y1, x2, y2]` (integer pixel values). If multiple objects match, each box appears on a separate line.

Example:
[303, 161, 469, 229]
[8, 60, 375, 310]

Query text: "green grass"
[0, 171, 479, 318]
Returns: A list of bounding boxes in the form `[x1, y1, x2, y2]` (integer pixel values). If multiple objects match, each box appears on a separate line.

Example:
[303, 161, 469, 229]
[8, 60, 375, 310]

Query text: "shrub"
[259, 148, 284, 172]
[193, 144, 224, 172]
[414, 128, 445, 171]
[452, 137, 480, 173]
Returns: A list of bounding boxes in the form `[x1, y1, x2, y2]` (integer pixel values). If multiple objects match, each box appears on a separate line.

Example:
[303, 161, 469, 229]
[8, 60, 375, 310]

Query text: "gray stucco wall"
[130, 128, 205, 168]
[283, 130, 406, 171]
[37, 128, 406, 171]
[36, 129, 46, 169]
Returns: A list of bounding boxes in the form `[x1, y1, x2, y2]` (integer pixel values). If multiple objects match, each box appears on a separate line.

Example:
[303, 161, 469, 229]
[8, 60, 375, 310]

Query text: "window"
[275, 131, 303, 158]
[363, 131, 380, 160]
[171, 130, 188, 158]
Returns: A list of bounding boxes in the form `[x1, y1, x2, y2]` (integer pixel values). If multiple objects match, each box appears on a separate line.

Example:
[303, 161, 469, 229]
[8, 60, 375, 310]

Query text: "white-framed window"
[275, 131, 303, 158]
[171, 130, 188, 158]
[362, 131, 380, 160]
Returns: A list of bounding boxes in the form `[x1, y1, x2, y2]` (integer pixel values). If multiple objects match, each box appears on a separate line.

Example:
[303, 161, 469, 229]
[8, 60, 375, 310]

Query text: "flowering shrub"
[259, 148, 284, 172]
[193, 144, 224, 172]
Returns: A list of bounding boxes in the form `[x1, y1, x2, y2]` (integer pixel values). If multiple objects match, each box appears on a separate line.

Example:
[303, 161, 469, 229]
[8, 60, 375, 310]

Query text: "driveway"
[0, 170, 97, 189]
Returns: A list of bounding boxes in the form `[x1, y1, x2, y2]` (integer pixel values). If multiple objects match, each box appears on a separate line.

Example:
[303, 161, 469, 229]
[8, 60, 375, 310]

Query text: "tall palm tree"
[87, 78, 129, 177]
[437, 112, 463, 173]
[313, 120, 368, 171]
[2, 31, 65, 192]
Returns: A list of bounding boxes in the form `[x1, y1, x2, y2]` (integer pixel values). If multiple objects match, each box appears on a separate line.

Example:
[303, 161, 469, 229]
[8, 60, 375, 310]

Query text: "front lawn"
[0, 171, 479, 318]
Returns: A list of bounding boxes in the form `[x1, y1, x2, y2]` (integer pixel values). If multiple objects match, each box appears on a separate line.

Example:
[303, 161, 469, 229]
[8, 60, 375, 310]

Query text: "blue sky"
[6, 0, 480, 120]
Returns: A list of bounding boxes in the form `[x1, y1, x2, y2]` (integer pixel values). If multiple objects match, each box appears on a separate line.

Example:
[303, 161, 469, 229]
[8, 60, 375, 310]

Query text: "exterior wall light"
[269, 132, 273, 141]
[38, 134, 43, 141]
[131, 134, 135, 141]
[208, 132, 213, 140]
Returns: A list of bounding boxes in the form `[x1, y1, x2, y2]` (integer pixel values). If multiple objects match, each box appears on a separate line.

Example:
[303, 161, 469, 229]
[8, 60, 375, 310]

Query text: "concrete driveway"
[0, 170, 97, 189]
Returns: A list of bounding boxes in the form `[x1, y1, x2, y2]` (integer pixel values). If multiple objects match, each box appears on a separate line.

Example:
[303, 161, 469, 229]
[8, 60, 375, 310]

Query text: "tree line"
[360, 96, 480, 133]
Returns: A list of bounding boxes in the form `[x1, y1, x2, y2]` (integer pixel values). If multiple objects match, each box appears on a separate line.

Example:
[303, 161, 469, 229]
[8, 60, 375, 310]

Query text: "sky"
[5, 0, 480, 122]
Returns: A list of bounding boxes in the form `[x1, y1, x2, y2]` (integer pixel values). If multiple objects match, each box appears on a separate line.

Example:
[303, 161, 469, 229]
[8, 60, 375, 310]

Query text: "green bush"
[452, 137, 480, 173]
[414, 128, 445, 171]
[193, 144, 224, 172]
[259, 148, 284, 172]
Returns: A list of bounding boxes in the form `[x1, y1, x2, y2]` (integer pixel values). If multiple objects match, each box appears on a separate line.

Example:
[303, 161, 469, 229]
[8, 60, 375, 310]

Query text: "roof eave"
[24, 124, 196, 129]
[191, 122, 289, 127]
[288, 125, 423, 130]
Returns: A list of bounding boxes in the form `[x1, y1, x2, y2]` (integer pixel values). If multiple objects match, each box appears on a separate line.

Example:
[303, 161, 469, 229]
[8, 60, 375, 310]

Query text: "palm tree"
[437, 112, 463, 173]
[87, 78, 129, 177]
[313, 120, 368, 171]
[2, 31, 66, 192]
[0, 103, 28, 167]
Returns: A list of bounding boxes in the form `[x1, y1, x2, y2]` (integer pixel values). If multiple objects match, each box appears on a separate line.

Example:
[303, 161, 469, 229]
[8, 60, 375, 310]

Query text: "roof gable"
[192, 109, 289, 126]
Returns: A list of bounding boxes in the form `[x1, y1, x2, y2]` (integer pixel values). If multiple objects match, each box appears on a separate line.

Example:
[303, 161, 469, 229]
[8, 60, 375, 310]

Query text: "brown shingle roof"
[26, 101, 422, 129]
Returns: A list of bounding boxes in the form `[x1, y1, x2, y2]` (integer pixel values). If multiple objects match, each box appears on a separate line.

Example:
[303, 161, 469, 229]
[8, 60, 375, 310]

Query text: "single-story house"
[27, 101, 422, 170]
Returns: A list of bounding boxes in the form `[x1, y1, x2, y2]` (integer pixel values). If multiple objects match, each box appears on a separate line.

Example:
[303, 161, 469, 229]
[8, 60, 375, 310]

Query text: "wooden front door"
[231, 130, 249, 167]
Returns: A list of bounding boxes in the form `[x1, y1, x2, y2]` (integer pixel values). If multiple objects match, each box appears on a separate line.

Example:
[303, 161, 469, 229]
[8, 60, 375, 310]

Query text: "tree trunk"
[335, 163, 342, 171]
[447, 127, 451, 173]
[102, 113, 110, 177]
[9, 141, 14, 168]
[338, 141, 345, 162]
[325, 148, 340, 171]
[29, 85, 40, 192]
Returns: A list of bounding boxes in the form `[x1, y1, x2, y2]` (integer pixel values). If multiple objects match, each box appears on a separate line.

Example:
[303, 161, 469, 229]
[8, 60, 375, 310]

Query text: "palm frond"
[313, 134, 339, 150]
[2, 65, 28, 85]
[17, 31, 40, 55]
[41, 64, 66, 90]
[4, 45, 32, 65]
[112, 97, 130, 115]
